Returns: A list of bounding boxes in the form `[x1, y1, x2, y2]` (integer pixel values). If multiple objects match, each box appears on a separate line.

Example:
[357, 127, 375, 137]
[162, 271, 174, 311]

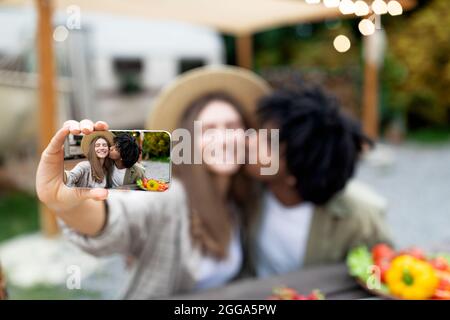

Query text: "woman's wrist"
[56, 199, 107, 236]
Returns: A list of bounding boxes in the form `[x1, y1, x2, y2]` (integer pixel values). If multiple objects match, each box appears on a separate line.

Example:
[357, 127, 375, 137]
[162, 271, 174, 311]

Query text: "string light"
[372, 0, 388, 15]
[339, 0, 355, 15]
[53, 25, 69, 42]
[354, 1, 370, 16]
[359, 18, 376, 35]
[387, 0, 403, 16]
[302, 0, 404, 51]
[333, 35, 351, 52]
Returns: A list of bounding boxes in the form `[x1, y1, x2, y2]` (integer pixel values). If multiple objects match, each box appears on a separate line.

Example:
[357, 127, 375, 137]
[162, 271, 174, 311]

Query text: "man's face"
[245, 120, 288, 182]
[109, 144, 121, 160]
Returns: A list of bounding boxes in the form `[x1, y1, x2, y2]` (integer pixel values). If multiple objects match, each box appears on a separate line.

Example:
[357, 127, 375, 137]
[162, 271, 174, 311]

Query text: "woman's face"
[94, 138, 109, 159]
[197, 100, 246, 176]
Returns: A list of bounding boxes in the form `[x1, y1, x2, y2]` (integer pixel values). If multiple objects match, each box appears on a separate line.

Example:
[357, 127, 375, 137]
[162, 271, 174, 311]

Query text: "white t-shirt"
[256, 192, 314, 277]
[92, 179, 107, 189]
[111, 165, 127, 187]
[195, 227, 242, 290]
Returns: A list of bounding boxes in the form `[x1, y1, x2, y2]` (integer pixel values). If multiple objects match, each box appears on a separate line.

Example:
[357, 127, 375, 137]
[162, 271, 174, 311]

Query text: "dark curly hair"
[257, 86, 373, 205]
[114, 133, 140, 168]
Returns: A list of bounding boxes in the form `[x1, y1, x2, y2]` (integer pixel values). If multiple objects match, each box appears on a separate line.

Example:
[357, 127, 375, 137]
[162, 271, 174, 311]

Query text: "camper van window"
[0, 53, 28, 72]
[113, 58, 143, 94]
[178, 58, 205, 74]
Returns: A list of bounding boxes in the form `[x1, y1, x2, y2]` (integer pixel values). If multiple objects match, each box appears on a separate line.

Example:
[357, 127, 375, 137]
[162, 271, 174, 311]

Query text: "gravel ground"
[142, 160, 171, 182]
[356, 142, 450, 249]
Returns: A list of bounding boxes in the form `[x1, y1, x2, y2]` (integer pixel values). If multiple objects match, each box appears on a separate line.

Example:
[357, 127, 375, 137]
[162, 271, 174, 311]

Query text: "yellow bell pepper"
[146, 179, 160, 191]
[386, 255, 439, 299]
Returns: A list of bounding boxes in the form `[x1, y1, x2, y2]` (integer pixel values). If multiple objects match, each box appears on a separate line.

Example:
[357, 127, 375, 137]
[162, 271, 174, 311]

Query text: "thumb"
[88, 188, 109, 201]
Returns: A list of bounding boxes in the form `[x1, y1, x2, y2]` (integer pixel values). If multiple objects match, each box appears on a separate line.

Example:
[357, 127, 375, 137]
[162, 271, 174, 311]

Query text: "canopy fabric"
[0, 0, 416, 36]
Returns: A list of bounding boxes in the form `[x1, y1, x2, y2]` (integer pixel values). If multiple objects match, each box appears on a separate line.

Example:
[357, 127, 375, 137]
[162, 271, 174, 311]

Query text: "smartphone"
[63, 130, 171, 191]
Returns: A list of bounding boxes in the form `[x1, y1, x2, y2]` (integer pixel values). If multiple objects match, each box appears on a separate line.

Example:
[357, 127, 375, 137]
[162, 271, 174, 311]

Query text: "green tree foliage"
[254, 22, 363, 116]
[382, 0, 450, 127]
[251, 0, 447, 131]
[254, 22, 361, 72]
[142, 132, 170, 161]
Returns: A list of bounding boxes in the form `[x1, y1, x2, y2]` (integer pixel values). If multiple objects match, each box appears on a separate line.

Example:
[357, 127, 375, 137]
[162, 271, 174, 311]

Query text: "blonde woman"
[36, 67, 269, 299]
[64, 131, 114, 188]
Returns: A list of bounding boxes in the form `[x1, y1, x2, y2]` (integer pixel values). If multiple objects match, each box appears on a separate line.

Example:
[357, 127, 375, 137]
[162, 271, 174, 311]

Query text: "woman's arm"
[36, 120, 109, 236]
[64, 161, 88, 187]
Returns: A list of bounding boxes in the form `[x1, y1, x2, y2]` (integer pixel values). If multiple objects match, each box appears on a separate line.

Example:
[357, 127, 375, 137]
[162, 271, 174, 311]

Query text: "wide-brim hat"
[80, 131, 115, 157]
[146, 66, 271, 132]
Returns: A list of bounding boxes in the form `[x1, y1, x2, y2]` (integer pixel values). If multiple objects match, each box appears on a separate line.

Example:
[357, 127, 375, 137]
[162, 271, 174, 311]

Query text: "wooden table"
[112, 183, 140, 190]
[171, 242, 450, 300]
[171, 263, 374, 300]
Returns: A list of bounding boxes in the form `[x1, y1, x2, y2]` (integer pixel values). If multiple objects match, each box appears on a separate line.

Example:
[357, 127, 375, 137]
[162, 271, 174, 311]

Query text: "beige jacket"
[61, 179, 203, 299]
[124, 163, 146, 185]
[242, 180, 393, 275]
[64, 161, 106, 188]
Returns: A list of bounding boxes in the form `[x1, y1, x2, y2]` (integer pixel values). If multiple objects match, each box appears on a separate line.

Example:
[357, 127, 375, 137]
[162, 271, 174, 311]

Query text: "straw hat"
[80, 131, 115, 157]
[146, 66, 271, 132]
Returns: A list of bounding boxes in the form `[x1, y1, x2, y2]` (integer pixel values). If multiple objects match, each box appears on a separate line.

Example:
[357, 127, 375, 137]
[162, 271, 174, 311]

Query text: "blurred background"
[0, 0, 449, 299]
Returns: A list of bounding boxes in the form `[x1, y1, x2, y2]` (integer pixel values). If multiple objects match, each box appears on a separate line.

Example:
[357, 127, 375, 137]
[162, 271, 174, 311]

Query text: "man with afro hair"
[108, 133, 146, 188]
[244, 85, 392, 277]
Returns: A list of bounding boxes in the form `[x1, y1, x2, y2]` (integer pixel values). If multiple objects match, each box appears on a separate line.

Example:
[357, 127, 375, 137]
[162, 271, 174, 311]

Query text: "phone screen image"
[63, 130, 171, 191]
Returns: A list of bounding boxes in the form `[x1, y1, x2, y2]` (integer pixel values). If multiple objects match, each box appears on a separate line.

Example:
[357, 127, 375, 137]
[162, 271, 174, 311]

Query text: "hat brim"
[146, 66, 271, 132]
[80, 131, 115, 157]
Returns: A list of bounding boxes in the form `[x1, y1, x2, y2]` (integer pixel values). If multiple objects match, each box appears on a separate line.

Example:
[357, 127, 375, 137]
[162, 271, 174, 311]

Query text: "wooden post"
[362, 31, 385, 139]
[236, 34, 253, 69]
[362, 61, 379, 139]
[36, 0, 59, 236]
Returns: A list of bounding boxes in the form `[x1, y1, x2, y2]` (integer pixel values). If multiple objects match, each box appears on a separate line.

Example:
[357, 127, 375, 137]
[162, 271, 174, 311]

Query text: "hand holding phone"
[36, 120, 110, 212]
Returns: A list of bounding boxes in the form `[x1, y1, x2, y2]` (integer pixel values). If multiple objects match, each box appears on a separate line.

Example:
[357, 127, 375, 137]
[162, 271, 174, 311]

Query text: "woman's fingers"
[64, 119, 109, 134]
[94, 121, 109, 131]
[89, 188, 109, 201]
[80, 119, 95, 134]
[63, 120, 81, 135]
[63, 120, 75, 127]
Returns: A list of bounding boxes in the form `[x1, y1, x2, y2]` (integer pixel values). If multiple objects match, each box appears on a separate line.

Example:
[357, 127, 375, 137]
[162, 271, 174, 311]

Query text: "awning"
[1, 0, 417, 36]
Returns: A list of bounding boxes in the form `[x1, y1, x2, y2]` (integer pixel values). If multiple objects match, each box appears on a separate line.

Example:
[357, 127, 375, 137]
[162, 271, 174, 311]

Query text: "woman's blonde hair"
[87, 136, 113, 184]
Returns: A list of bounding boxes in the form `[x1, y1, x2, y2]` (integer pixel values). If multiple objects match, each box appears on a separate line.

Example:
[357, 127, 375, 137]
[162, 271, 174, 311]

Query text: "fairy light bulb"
[339, 0, 355, 14]
[372, 0, 388, 15]
[354, 0, 370, 16]
[359, 19, 375, 35]
[387, 0, 403, 16]
[333, 35, 351, 52]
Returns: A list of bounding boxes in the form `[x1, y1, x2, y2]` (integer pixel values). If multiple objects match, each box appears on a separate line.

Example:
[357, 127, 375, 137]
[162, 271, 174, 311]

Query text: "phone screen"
[63, 130, 171, 191]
